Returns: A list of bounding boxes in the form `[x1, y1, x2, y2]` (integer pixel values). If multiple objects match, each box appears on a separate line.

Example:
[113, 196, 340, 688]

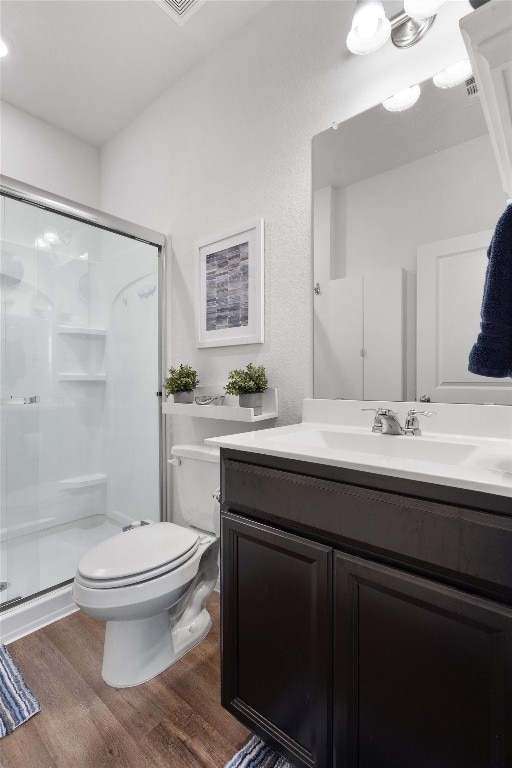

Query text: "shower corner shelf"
[162, 387, 278, 422]
[59, 473, 107, 490]
[57, 373, 107, 382]
[57, 326, 106, 336]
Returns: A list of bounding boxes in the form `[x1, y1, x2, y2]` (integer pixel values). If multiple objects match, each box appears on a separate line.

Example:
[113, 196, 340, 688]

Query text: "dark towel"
[468, 204, 512, 378]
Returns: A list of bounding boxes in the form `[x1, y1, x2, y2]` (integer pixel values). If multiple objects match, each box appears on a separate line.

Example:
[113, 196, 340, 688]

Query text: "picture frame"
[195, 219, 264, 348]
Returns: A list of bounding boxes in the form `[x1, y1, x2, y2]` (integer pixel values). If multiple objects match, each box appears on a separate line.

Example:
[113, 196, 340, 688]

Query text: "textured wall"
[100, 0, 471, 465]
[0, 101, 101, 208]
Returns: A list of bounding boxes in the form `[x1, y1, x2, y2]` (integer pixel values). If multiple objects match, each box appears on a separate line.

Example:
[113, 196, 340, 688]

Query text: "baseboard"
[0, 584, 78, 645]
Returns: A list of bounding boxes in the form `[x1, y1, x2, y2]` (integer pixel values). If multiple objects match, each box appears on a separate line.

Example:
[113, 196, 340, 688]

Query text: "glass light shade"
[35, 237, 50, 249]
[433, 59, 472, 89]
[382, 84, 421, 112]
[0, 38, 8, 58]
[404, 0, 446, 20]
[346, 0, 391, 55]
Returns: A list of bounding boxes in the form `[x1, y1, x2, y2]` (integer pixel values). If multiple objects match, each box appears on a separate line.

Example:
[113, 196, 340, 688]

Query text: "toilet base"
[94, 537, 220, 688]
[102, 608, 212, 688]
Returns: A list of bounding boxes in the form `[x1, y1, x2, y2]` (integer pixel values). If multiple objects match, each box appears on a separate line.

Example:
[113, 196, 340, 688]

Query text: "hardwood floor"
[0, 593, 250, 768]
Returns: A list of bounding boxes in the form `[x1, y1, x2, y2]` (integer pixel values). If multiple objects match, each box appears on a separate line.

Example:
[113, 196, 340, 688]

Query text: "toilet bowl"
[72, 443, 220, 688]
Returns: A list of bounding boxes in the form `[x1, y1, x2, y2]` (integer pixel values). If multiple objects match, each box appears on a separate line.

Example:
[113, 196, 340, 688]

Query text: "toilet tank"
[171, 444, 220, 534]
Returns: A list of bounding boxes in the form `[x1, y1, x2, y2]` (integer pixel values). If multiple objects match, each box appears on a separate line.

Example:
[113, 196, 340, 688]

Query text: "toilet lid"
[77, 522, 200, 583]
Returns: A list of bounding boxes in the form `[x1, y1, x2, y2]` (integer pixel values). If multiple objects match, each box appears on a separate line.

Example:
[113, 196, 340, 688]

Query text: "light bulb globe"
[382, 84, 421, 112]
[346, 0, 391, 55]
[404, 0, 446, 20]
[433, 59, 472, 89]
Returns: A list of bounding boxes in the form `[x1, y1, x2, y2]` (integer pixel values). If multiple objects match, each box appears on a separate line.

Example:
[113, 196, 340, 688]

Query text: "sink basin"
[474, 453, 512, 474]
[264, 430, 479, 465]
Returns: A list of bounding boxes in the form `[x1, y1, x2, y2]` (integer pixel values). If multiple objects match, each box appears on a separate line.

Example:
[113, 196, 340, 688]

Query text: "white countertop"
[206, 399, 512, 499]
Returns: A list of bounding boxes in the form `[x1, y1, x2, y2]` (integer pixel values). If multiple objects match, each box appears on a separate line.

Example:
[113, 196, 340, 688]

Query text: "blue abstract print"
[206, 242, 249, 332]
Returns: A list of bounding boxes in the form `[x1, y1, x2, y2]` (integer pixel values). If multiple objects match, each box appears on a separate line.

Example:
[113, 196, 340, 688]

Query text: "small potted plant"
[164, 364, 199, 404]
[225, 363, 268, 414]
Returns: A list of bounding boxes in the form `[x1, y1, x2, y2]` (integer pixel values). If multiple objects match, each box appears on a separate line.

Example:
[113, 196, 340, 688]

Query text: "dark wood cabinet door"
[221, 512, 332, 768]
[334, 552, 512, 768]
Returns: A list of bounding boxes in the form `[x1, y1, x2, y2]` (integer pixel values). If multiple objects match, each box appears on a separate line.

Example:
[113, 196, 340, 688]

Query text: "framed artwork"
[195, 219, 264, 348]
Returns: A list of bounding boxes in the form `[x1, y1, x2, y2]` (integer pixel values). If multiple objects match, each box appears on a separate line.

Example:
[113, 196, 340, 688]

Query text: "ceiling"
[313, 66, 487, 190]
[0, 0, 269, 147]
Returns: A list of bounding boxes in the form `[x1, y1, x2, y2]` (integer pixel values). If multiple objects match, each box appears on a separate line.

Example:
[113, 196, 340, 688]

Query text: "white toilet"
[72, 444, 220, 688]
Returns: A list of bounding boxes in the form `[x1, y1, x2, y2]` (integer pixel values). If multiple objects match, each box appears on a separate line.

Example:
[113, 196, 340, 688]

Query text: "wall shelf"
[162, 387, 278, 422]
[57, 326, 106, 336]
[57, 373, 107, 382]
[59, 473, 107, 490]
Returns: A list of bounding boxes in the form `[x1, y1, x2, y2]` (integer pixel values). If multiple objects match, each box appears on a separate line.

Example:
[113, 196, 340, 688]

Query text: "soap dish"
[195, 395, 225, 406]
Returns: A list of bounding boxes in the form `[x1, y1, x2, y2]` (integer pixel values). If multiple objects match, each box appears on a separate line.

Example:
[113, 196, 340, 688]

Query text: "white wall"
[0, 101, 101, 208]
[341, 134, 503, 278]
[100, 1, 471, 442]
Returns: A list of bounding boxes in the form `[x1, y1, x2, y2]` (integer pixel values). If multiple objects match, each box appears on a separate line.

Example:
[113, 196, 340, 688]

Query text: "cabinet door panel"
[222, 512, 332, 768]
[334, 552, 512, 768]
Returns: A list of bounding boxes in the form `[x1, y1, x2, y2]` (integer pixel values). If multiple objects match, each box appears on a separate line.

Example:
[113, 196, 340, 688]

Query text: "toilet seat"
[76, 522, 200, 589]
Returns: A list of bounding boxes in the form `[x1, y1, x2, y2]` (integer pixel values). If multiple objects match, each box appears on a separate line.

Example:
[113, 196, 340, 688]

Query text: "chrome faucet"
[362, 407, 436, 436]
[362, 408, 403, 435]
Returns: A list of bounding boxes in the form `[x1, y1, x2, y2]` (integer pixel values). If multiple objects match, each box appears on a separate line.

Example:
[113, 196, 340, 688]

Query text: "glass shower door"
[1, 191, 161, 611]
[1, 197, 41, 607]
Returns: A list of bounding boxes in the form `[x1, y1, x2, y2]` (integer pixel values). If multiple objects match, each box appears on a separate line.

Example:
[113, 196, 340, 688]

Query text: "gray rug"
[0, 645, 40, 737]
[225, 735, 293, 767]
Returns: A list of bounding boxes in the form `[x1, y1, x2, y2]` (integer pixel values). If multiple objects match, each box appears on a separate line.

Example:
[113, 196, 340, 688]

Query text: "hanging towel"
[468, 204, 512, 378]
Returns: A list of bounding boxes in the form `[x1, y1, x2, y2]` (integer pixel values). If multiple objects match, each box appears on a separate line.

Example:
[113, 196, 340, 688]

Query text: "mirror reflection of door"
[417, 230, 511, 405]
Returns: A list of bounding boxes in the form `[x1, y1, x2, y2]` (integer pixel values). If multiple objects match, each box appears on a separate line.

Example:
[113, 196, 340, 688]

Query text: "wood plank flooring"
[0, 593, 250, 768]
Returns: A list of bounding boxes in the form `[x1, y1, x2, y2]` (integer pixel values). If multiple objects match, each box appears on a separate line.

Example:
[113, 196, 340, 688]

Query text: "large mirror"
[312, 75, 511, 405]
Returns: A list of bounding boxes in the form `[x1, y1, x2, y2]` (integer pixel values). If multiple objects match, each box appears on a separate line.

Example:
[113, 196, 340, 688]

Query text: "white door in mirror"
[417, 230, 511, 406]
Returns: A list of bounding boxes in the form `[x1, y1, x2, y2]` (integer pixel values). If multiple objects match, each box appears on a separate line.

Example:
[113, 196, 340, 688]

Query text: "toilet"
[72, 444, 220, 688]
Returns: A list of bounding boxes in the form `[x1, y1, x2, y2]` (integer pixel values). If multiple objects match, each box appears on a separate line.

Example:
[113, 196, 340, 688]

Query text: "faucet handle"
[404, 409, 436, 435]
[361, 407, 384, 433]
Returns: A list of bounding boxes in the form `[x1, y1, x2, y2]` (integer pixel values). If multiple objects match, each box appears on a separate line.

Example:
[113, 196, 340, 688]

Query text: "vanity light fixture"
[433, 58, 472, 88]
[346, 0, 391, 55]
[404, 0, 446, 20]
[382, 84, 421, 112]
[346, 0, 450, 56]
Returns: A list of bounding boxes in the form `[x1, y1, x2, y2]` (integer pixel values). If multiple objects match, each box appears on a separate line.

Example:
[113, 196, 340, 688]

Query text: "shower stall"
[0, 177, 166, 640]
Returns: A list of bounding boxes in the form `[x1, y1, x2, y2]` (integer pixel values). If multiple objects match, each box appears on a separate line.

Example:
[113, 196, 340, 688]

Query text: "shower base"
[0, 515, 123, 643]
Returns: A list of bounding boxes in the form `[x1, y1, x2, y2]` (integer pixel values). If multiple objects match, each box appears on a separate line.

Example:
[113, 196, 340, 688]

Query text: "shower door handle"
[1, 396, 40, 405]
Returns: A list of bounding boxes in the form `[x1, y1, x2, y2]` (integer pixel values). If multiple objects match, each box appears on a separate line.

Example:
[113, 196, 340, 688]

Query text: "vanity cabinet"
[222, 514, 332, 768]
[220, 451, 512, 768]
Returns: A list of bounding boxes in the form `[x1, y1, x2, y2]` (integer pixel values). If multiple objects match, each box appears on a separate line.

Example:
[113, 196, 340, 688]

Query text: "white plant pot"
[239, 392, 263, 414]
[173, 391, 194, 404]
